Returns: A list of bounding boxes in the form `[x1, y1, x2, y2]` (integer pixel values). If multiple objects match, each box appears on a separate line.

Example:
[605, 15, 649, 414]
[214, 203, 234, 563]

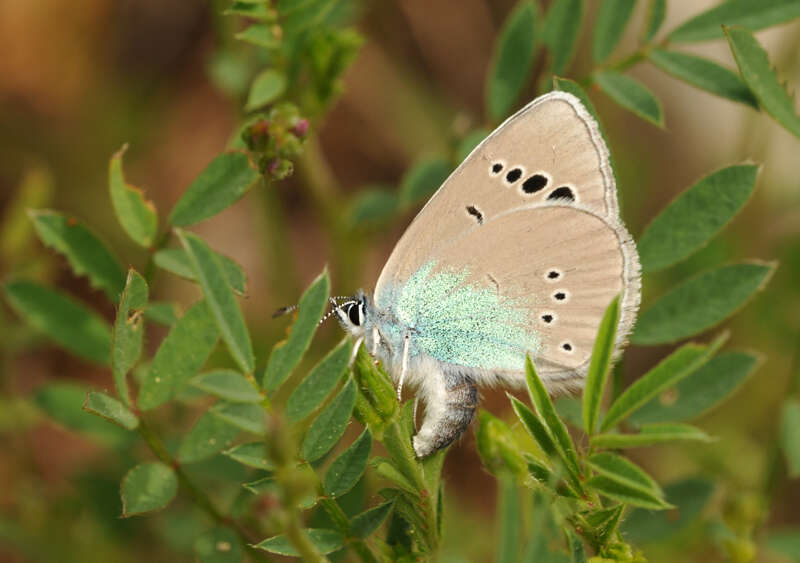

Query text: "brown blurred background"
[1, 1, 800, 561]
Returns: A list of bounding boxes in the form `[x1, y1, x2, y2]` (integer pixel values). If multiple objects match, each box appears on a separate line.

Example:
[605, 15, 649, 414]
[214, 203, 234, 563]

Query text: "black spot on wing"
[522, 174, 548, 194]
[466, 205, 483, 224]
[547, 186, 575, 202]
[505, 168, 522, 183]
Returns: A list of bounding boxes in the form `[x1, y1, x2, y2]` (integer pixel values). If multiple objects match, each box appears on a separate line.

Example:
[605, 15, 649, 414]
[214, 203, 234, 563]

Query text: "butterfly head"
[331, 291, 368, 337]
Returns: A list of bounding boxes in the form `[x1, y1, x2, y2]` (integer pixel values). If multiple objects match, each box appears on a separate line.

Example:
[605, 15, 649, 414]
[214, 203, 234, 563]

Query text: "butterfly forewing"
[374, 91, 640, 387]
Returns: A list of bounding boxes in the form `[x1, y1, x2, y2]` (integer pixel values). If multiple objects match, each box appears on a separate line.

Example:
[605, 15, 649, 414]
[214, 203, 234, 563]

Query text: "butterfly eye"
[348, 302, 362, 326]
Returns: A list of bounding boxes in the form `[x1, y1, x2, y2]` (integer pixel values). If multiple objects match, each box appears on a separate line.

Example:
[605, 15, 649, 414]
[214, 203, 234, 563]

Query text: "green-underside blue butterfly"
[334, 91, 641, 457]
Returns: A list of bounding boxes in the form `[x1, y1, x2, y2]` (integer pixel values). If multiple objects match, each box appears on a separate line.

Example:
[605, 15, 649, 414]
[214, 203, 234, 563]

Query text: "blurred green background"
[1, 1, 799, 561]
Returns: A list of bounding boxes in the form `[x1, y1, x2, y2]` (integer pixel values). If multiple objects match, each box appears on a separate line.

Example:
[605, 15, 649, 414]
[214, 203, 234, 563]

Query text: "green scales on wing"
[381, 261, 540, 372]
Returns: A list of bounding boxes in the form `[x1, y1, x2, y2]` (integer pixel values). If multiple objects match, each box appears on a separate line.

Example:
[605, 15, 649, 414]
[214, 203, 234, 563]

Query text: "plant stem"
[284, 511, 329, 563]
[143, 230, 171, 285]
[578, 39, 668, 88]
[136, 418, 268, 561]
[762, 330, 800, 501]
[318, 497, 380, 563]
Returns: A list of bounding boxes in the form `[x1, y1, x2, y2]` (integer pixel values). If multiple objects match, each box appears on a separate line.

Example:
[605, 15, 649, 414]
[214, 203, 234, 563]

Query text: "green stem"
[762, 330, 800, 501]
[579, 39, 668, 88]
[136, 418, 268, 561]
[284, 512, 329, 563]
[266, 413, 330, 562]
[258, 178, 300, 302]
[294, 136, 363, 293]
[143, 230, 172, 285]
[318, 497, 380, 563]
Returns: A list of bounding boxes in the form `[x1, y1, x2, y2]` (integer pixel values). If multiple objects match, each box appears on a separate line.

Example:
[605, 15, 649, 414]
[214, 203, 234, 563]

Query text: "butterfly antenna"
[272, 304, 297, 318]
[319, 298, 357, 325]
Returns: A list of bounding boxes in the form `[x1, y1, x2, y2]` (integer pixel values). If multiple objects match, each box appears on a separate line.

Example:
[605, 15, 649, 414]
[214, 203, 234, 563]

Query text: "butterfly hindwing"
[423, 204, 636, 383]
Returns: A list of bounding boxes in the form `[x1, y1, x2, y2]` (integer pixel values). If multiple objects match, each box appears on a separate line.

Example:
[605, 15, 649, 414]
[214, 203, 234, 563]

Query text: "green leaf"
[781, 399, 800, 478]
[543, 0, 584, 74]
[670, 0, 800, 42]
[138, 301, 219, 410]
[211, 403, 265, 435]
[242, 475, 274, 495]
[601, 336, 724, 431]
[223, 441, 273, 470]
[644, 0, 666, 41]
[725, 26, 800, 139]
[525, 357, 581, 485]
[301, 380, 357, 462]
[350, 500, 394, 538]
[583, 504, 624, 545]
[594, 70, 664, 127]
[592, 0, 636, 63]
[371, 457, 418, 495]
[628, 351, 760, 425]
[622, 477, 714, 542]
[0, 167, 53, 264]
[264, 270, 330, 392]
[486, 0, 538, 122]
[649, 49, 758, 108]
[477, 409, 527, 477]
[456, 128, 491, 163]
[177, 230, 254, 374]
[178, 409, 240, 463]
[566, 528, 586, 563]
[347, 188, 398, 230]
[154, 248, 247, 295]
[194, 527, 242, 563]
[590, 423, 713, 448]
[525, 455, 554, 485]
[109, 146, 158, 247]
[324, 428, 372, 497]
[224, 1, 272, 19]
[235, 23, 280, 48]
[144, 302, 179, 326]
[110, 270, 148, 405]
[121, 462, 178, 517]
[497, 474, 521, 563]
[286, 339, 350, 422]
[245, 69, 287, 111]
[168, 152, 259, 226]
[638, 165, 759, 272]
[510, 396, 557, 457]
[588, 453, 663, 495]
[398, 157, 451, 208]
[82, 391, 139, 430]
[766, 529, 800, 560]
[587, 452, 669, 509]
[3, 280, 111, 365]
[29, 210, 125, 302]
[583, 296, 620, 435]
[254, 529, 344, 556]
[631, 262, 775, 345]
[190, 370, 262, 403]
[34, 383, 129, 445]
[556, 398, 585, 433]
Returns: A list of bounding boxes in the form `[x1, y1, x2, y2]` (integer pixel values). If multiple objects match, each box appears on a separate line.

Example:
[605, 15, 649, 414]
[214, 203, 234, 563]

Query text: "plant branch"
[136, 418, 268, 561]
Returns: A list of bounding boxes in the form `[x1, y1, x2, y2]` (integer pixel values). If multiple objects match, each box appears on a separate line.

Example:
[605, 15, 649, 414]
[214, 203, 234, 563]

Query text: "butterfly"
[333, 91, 641, 458]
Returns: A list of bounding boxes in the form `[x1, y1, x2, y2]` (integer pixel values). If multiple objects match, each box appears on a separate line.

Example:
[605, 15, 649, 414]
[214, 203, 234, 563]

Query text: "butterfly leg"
[412, 366, 478, 458]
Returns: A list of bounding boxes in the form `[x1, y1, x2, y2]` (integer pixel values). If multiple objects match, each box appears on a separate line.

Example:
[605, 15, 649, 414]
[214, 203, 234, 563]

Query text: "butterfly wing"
[374, 91, 640, 387]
